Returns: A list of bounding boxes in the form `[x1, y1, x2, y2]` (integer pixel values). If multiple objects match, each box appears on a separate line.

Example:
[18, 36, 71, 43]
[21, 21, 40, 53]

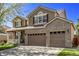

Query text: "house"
[6, 6, 75, 47]
[0, 25, 10, 43]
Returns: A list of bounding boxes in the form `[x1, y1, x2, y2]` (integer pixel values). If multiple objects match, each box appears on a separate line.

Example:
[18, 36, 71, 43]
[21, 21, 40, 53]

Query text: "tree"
[0, 3, 24, 25]
[75, 19, 79, 35]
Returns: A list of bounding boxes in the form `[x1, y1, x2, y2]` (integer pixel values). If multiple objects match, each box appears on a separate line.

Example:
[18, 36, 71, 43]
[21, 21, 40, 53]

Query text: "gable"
[12, 16, 22, 23]
[27, 6, 57, 26]
[46, 18, 68, 30]
[45, 17, 75, 31]
[27, 6, 56, 18]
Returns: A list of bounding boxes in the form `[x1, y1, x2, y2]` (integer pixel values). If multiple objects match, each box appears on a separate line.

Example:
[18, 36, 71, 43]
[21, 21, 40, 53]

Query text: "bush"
[58, 49, 79, 56]
[0, 43, 16, 51]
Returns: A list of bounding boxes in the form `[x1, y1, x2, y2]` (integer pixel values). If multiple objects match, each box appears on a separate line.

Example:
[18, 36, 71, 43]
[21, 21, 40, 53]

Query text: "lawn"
[58, 48, 79, 56]
[0, 43, 16, 51]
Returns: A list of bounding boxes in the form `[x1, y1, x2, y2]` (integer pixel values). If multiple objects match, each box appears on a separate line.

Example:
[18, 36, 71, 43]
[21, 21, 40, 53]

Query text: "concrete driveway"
[0, 46, 64, 56]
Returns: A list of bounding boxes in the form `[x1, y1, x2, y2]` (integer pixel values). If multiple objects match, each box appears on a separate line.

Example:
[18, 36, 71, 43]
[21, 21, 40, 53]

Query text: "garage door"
[28, 33, 46, 46]
[50, 31, 65, 47]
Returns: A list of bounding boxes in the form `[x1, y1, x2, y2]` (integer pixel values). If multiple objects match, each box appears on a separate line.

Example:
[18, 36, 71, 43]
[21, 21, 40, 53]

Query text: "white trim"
[34, 13, 47, 25]
[34, 13, 47, 17]
[34, 22, 46, 25]
[15, 22, 21, 27]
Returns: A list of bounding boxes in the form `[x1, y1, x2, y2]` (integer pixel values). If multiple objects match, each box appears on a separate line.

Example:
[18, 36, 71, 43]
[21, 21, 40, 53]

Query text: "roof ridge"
[37, 5, 57, 12]
[26, 5, 57, 18]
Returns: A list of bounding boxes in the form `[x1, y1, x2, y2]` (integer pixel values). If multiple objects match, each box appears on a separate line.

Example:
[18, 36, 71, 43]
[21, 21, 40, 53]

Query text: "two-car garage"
[27, 31, 65, 47]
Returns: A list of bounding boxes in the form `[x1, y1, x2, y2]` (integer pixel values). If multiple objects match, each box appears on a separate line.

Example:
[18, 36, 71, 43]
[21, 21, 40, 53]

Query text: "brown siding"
[21, 20, 24, 27]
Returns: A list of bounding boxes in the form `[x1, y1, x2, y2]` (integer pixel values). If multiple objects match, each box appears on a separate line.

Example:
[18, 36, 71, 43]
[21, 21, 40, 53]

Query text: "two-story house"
[6, 6, 75, 47]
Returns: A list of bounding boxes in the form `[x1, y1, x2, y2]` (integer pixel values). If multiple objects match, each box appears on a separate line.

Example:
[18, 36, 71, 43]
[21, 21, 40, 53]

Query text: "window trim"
[15, 21, 21, 27]
[34, 13, 48, 25]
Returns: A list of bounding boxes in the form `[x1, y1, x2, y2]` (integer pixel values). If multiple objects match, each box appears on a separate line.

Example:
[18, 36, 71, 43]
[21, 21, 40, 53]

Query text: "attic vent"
[38, 11, 43, 15]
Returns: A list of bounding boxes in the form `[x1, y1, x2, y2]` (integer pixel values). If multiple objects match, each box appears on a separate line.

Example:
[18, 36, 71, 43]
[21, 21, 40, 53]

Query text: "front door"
[20, 30, 25, 45]
[15, 31, 25, 45]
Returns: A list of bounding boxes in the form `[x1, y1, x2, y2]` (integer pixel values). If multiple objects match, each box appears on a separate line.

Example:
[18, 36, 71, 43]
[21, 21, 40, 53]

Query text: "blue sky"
[7, 3, 79, 27]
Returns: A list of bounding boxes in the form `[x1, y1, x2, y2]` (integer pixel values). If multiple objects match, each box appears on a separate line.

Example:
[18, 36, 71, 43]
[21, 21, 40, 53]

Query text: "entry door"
[15, 32, 21, 44]
[20, 31, 25, 45]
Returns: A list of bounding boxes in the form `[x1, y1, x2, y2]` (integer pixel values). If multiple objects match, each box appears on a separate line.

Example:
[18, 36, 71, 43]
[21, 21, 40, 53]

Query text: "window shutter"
[47, 14, 48, 22]
[21, 20, 22, 27]
[33, 17, 35, 24]
[14, 22, 16, 27]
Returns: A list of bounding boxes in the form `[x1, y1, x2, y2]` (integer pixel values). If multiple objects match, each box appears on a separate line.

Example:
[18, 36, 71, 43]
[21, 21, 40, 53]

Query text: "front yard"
[0, 45, 79, 56]
[58, 48, 79, 56]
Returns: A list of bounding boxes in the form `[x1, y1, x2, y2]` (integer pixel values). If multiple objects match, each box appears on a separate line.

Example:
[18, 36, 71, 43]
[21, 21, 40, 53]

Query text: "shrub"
[0, 43, 16, 51]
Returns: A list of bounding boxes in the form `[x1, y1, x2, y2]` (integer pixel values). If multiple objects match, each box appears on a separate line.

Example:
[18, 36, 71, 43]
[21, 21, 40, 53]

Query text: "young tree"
[0, 3, 24, 25]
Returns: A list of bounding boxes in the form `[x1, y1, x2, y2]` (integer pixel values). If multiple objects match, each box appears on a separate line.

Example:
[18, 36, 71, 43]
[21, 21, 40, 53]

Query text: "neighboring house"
[0, 25, 10, 43]
[0, 25, 10, 33]
[6, 6, 75, 47]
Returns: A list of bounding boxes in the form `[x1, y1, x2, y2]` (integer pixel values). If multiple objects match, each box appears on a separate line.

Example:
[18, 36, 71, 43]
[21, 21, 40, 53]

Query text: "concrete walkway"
[0, 46, 64, 56]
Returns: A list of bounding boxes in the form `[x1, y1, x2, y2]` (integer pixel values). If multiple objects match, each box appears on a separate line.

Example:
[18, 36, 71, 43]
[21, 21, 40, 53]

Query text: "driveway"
[0, 46, 64, 56]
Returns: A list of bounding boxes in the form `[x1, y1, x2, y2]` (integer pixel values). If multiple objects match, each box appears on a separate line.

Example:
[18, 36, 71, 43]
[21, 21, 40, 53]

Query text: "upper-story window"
[34, 11, 48, 25]
[15, 19, 21, 27]
[15, 22, 21, 27]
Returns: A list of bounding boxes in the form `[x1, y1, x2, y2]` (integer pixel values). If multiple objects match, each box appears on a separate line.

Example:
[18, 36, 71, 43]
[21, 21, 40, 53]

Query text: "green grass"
[0, 43, 16, 51]
[58, 48, 79, 56]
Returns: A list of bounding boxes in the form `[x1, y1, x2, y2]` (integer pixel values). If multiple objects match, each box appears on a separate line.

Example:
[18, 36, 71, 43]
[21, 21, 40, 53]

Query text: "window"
[15, 22, 21, 27]
[39, 16, 43, 23]
[34, 11, 48, 25]
[62, 31, 65, 33]
[58, 31, 61, 34]
[53, 32, 57, 34]
[67, 29, 69, 33]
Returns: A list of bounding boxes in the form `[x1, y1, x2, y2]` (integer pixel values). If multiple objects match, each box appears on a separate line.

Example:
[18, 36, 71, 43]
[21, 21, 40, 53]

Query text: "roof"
[0, 25, 11, 29]
[7, 16, 75, 32]
[26, 6, 57, 18]
[26, 6, 67, 19]
[6, 26, 44, 31]
[12, 16, 27, 22]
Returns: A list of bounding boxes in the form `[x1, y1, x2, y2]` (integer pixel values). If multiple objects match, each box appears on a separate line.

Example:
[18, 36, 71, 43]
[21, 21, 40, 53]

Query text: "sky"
[6, 3, 79, 27]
